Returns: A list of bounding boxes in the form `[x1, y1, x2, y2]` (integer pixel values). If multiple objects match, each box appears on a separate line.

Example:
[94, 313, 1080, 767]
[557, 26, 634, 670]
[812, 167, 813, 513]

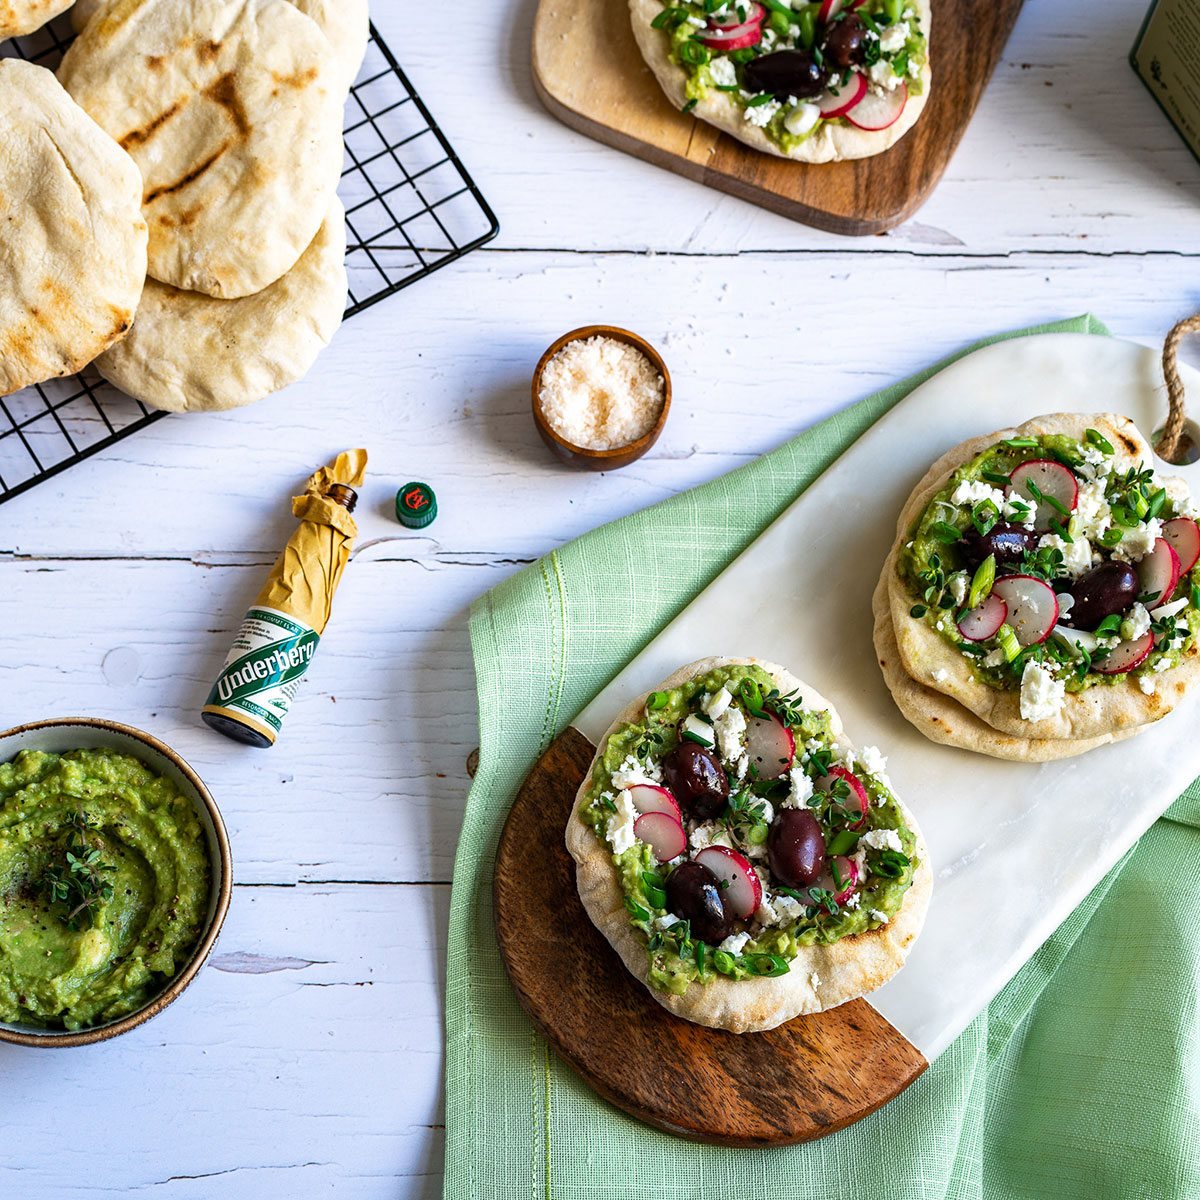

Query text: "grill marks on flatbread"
[94, 199, 347, 413]
[58, 0, 345, 299]
[0, 59, 146, 397]
[0, 0, 71, 39]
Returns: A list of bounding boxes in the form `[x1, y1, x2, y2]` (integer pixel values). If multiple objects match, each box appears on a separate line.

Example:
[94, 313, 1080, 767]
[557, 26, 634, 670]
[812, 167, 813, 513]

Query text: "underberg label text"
[204, 607, 320, 733]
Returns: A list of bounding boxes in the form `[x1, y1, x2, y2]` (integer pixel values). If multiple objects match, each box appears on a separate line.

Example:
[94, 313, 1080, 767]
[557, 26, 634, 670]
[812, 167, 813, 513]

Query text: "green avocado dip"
[897, 428, 1200, 718]
[0, 749, 212, 1031]
[579, 664, 918, 996]
[651, 0, 927, 154]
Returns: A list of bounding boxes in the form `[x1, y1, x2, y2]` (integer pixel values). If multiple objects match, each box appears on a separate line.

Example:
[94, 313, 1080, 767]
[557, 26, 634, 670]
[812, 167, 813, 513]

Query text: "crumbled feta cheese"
[1139, 675, 1157, 695]
[843, 891, 862, 910]
[869, 909, 890, 923]
[855, 745, 888, 778]
[690, 821, 733, 852]
[757, 800, 775, 826]
[708, 55, 737, 88]
[860, 828, 903, 853]
[810, 972, 821, 989]
[1154, 656, 1173, 673]
[947, 571, 969, 605]
[782, 766, 814, 809]
[755, 895, 778, 924]
[783, 102, 820, 137]
[1038, 532, 1094, 578]
[733, 752, 750, 782]
[1124, 602, 1152, 641]
[931, 668, 949, 684]
[605, 792, 638, 855]
[1020, 660, 1066, 722]
[1073, 479, 1112, 538]
[1168, 485, 1199, 519]
[701, 686, 733, 720]
[714, 705, 747, 766]
[719, 931, 751, 955]
[744, 99, 781, 127]
[774, 892, 805, 922]
[951, 479, 1005, 509]
[685, 14, 706, 26]
[1113, 518, 1163, 564]
[879, 22, 909, 52]
[611, 753, 661, 790]
[760, 26, 778, 50]
[907, 56, 921, 78]
[984, 647, 1007, 668]
[868, 60, 901, 90]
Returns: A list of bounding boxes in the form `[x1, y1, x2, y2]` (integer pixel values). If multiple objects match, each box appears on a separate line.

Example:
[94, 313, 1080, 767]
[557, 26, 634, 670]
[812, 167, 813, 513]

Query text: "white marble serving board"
[573, 333, 1200, 1064]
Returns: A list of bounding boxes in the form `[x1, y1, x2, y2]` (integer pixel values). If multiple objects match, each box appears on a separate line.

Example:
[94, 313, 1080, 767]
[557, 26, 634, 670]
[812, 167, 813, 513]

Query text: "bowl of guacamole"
[0, 718, 232, 1046]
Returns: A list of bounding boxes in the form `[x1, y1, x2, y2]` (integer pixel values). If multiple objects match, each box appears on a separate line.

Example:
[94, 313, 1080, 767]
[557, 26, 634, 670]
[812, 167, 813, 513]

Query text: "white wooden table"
[3, 1, 1199, 1195]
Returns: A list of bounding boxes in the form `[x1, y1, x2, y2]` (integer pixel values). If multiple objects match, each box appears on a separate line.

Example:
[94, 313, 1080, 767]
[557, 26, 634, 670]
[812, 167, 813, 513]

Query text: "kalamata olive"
[824, 14, 867, 67]
[665, 861, 733, 944]
[959, 522, 1039, 570]
[767, 809, 825, 889]
[1064, 561, 1140, 631]
[742, 50, 826, 100]
[662, 741, 730, 820]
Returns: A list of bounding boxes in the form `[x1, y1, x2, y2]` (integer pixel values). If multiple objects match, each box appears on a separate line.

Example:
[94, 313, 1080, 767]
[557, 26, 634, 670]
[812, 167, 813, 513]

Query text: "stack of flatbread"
[1, 0, 368, 412]
[873, 414, 1200, 762]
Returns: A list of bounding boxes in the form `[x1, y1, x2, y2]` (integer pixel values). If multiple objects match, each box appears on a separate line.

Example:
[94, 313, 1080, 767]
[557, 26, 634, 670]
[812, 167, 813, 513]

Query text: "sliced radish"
[633, 812, 687, 863]
[1137, 538, 1181, 607]
[708, 1, 764, 28]
[816, 766, 869, 829]
[626, 784, 682, 824]
[1164, 517, 1200, 575]
[694, 846, 762, 919]
[991, 575, 1060, 645]
[815, 70, 867, 118]
[1093, 631, 1153, 676]
[845, 81, 907, 131]
[957, 593, 1008, 642]
[699, 22, 763, 49]
[744, 711, 795, 779]
[1007, 459, 1079, 532]
[829, 856, 859, 905]
[817, 0, 865, 20]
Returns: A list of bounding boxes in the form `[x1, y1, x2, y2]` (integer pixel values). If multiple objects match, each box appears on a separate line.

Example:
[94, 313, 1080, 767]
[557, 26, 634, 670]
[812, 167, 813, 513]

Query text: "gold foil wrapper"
[254, 448, 368, 635]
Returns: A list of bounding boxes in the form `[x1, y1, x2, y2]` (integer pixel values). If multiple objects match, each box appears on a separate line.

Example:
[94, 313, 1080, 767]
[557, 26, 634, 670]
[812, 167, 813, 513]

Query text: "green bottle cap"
[396, 481, 437, 529]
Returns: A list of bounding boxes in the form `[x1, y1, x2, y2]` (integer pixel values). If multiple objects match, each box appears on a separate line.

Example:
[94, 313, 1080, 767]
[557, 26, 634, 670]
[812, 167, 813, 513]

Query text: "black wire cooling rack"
[0, 17, 498, 508]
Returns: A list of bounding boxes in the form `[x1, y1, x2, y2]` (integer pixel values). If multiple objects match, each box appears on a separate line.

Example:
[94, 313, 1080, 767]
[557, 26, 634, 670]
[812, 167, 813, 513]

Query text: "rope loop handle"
[1159, 314, 1200, 463]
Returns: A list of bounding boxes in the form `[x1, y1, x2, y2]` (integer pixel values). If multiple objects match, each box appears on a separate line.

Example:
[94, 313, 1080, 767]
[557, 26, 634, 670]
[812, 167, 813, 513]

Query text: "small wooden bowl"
[0, 718, 232, 1048]
[532, 325, 672, 470]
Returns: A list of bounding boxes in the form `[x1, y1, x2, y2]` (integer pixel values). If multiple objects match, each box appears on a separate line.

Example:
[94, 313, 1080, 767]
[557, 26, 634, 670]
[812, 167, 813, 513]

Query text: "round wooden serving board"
[532, 0, 1025, 236]
[493, 726, 928, 1146]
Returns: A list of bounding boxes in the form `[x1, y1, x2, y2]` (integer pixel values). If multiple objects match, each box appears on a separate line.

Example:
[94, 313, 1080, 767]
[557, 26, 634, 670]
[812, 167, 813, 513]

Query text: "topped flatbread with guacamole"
[877, 414, 1200, 759]
[630, 0, 931, 164]
[565, 656, 931, 1034]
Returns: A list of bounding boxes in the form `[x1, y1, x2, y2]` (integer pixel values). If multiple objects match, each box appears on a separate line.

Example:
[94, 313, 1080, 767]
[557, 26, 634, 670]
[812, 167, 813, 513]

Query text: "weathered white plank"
[4, 249, 1199, 560]
[0, 882, 447, 1199]
[0, 555, 494, 885]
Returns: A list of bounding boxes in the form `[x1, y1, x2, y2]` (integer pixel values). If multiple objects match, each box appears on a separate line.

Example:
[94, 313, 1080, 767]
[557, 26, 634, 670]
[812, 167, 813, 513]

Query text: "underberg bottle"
[202, 449, 368, 748]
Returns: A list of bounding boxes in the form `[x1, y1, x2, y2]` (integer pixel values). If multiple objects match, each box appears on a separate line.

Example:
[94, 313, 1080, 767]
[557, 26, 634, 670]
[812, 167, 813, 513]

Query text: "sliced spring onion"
[646, 691, 670, 711]
[826, 829, 859, 857]
[996, 623, 1021, 663]
[624, 897, 650, 922]
[713, 950, 736, 976]
[930, 521, 962, 544]
[1086, 428, 1115, 455]
[967, 554, 997, 611]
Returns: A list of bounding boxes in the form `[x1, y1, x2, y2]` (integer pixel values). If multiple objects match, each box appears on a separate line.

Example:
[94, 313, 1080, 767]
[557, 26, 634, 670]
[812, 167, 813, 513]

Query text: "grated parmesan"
[538, 336, 665, 450]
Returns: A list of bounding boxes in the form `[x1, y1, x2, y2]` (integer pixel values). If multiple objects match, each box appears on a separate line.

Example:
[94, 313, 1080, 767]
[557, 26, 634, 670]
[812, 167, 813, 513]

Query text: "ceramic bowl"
[0, 718, 232, 1048]
[531, 325, 672, 470]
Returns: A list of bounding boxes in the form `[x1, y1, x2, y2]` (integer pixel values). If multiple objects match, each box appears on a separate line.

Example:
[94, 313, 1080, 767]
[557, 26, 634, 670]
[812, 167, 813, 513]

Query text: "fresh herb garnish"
[39, 808, 116, 931]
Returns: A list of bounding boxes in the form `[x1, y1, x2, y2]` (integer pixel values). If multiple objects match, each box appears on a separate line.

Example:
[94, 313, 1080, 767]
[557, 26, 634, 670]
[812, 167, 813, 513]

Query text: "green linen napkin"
[448, 315, 1200, 1200]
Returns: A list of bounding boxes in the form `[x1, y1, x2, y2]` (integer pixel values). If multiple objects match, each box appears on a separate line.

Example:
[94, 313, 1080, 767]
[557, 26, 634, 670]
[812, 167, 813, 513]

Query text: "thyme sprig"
[39, 807, 115, 931]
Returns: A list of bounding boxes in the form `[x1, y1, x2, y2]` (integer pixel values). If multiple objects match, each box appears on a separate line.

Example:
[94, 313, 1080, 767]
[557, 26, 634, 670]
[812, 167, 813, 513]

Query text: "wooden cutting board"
[532, 0, 1025, 235]
[492, 727, 927, 1146]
